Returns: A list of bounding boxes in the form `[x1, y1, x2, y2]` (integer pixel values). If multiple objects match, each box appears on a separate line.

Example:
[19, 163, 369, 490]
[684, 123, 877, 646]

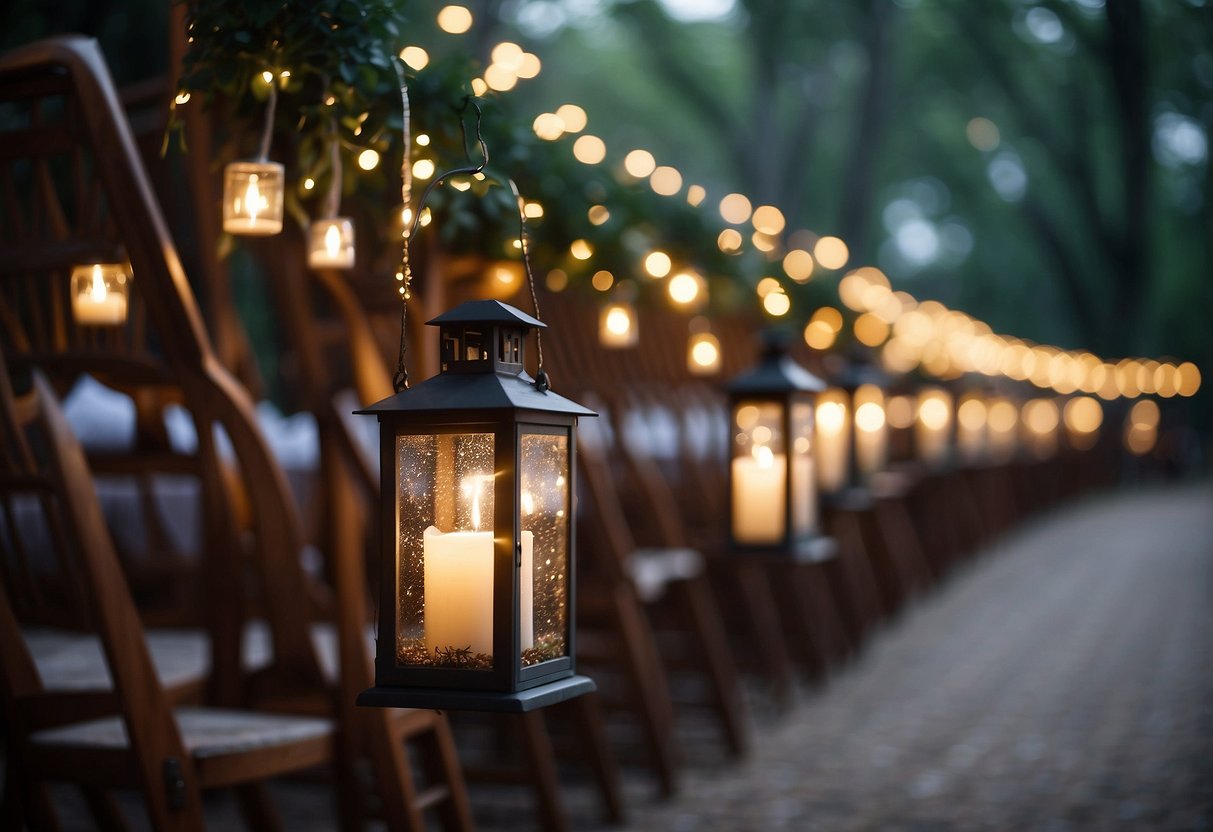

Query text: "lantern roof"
[727, 331, 825, 395]
[427, 299, 546, 329]
[357, 369, 596, 416]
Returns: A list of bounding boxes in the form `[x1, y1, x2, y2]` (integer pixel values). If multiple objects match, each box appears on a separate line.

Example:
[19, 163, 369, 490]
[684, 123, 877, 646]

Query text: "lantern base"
[356, 674, 597, 714]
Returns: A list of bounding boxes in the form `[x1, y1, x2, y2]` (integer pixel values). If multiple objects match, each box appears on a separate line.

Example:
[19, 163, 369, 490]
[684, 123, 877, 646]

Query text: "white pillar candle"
[815, 399, 849, 492]
[732, 445, 786, 544]
[423, 525, 494, 657]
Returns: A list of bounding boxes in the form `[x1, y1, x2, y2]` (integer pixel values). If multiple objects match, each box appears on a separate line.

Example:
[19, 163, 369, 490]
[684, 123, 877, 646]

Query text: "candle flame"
[753, 444, 775, 469]
[89, 264, 106, 302]
[323, 223, 342, 258]
[245, 174, 261, 223]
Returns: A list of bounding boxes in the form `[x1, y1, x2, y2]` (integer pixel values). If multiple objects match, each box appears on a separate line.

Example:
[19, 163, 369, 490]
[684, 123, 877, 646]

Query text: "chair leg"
[415, 712, 475, 831]
[81, 787, 131, 832]
[516, 711, 567, 832]
[676, 576, 750, 758]
[730, 560, 795, 710]
[565, 692, 625, 824]
[234, 782, 283, 832]
[610, 584, 680, 797]
[366, 709, 427, 832]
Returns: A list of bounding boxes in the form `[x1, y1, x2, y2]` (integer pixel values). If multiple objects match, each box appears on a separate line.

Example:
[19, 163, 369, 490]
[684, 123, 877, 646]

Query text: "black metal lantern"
[725, 334, 827, 555]
[817, 354, 891, 494]
[357, 300, 596, 710]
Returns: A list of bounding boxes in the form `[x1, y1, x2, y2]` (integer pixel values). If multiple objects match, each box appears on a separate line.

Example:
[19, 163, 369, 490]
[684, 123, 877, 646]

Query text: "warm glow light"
[718, 229, 743, 253]
[650, 166, 683, 195]
[966, 117, 1001, 151]
[606, 310, 631, 334]
[573, 134, 607, 164]
[987, 400, 1018, 433]
[812, 306, 844, 332]
[783, 249, 814, 282]
[588, 204, 610, 225]
[1177, 362, 1201, 396]
[546, 269, 568, 292]
[517, 53, 542, 79]
[887, 395, 915, 430]
[814, 236, 849, 270]
[591, 270, 614, 291]
[437, 5, 474, 33]
[485, 64, 518, 91]
[470, 78, 488, 97]
[752, 205, 786, 235]
[358, 149, 380, 170]
[555, 104, 587, 132]
[400, 46, 430, 70]
[174, 92, 191, 105]
[570, 239, 593, 260]
[491, 41, 524, 68]
[1129, 399, 1160, 430]
[1024, 398, 1060, 435]
[524, 201, 544, 219]
[600, 302, 638, 348]
[918, 395, 950, 431]
[854, 312, 890, 347]
[688, 332, 721, 374]
[533, 113, 564, 141]
[412, 158, 435, 179]
[817, 401, 846, 432]
[667, 272, 703, 305]
[1064, 396, 1102, 434]
[303, 177, 315, 191]
[687, 185, 706, 206]
[762, 289, 790, 317]
[855, 401, 886, 433]
[958, 398, 987, 431]
[804, 320, 836, 351]
[624, 149, 656, 178]
[644, 251, 672, 278]
[719, 193, 752, 225]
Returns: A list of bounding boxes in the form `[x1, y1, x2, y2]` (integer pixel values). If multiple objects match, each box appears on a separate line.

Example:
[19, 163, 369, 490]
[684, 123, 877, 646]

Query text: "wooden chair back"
[0, 35, 326, 704]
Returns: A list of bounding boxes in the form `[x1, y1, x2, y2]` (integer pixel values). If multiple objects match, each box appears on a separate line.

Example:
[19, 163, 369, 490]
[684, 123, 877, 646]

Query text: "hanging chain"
[509, 178, 548, 391]
[392, 56, 413, 392]
[390, 91, 551, 392]
[256, 82, 277, 162]
[324, 115, 341, 219]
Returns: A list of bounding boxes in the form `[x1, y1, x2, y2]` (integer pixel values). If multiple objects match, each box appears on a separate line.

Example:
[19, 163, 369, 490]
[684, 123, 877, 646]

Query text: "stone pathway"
[607, 485, 1213, 832]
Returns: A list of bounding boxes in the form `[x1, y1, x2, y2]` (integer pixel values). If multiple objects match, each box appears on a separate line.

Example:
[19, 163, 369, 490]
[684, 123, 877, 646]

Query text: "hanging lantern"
[884, 393, 917, 463]
[307, 217, 356, 270]
[986, 395, 1020, 462]
[599, 300, 638, 348]
[70, 262, 130, 326]
[816, 355, 889, 494]
[956, 390, 989, 463]
[687, 316, 720, 376]
[222, 161, 285, 235]
[726, 333, 826, 554]
[1062, 395, 1102, 450]
[914, 386, 953, 466]
[1021, 397, 1060, 459]
[356, 300, 596, 708]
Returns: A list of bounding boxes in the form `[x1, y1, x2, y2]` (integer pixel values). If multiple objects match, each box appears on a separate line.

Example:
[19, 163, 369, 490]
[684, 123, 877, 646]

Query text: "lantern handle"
[402, 96, 551, 393]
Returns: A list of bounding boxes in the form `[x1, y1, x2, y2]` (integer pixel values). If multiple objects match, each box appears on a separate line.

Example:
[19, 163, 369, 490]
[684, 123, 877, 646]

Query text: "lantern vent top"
[428, 300, 545, 377]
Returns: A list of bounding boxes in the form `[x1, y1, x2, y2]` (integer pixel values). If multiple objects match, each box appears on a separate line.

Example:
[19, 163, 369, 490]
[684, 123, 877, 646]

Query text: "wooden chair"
[577, 409, 750, 776]
[0, 363, 335, 830]
[0, 36, 472, 831]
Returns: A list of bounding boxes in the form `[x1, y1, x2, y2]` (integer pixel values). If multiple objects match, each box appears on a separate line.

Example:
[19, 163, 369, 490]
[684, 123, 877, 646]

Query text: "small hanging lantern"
[914, 386, 953, 466]
[71, 262, 130, 326]
[726, 333, 826, 554]
[307, 217, 356, 269]
[687, 316, 721, 376]
[223, 160, 285, 235]
[599, 300, 638, 348]
[356, 300, 596, 706]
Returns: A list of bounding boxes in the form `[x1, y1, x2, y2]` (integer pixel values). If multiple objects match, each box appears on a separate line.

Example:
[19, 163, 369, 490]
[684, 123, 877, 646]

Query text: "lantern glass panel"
[853, 383, 887, 477]
[222, 161, 285, 235]
[519, 431, 571, 666]
[731, 400, 787, 545]
[790, 400, 815, 536]
[815, 388, 850, 492]
[395, 432, 496, 669]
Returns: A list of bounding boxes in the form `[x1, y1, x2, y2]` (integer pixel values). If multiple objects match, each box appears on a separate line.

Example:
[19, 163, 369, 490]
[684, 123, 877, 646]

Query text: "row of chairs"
[0, 32, 1118, 831]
